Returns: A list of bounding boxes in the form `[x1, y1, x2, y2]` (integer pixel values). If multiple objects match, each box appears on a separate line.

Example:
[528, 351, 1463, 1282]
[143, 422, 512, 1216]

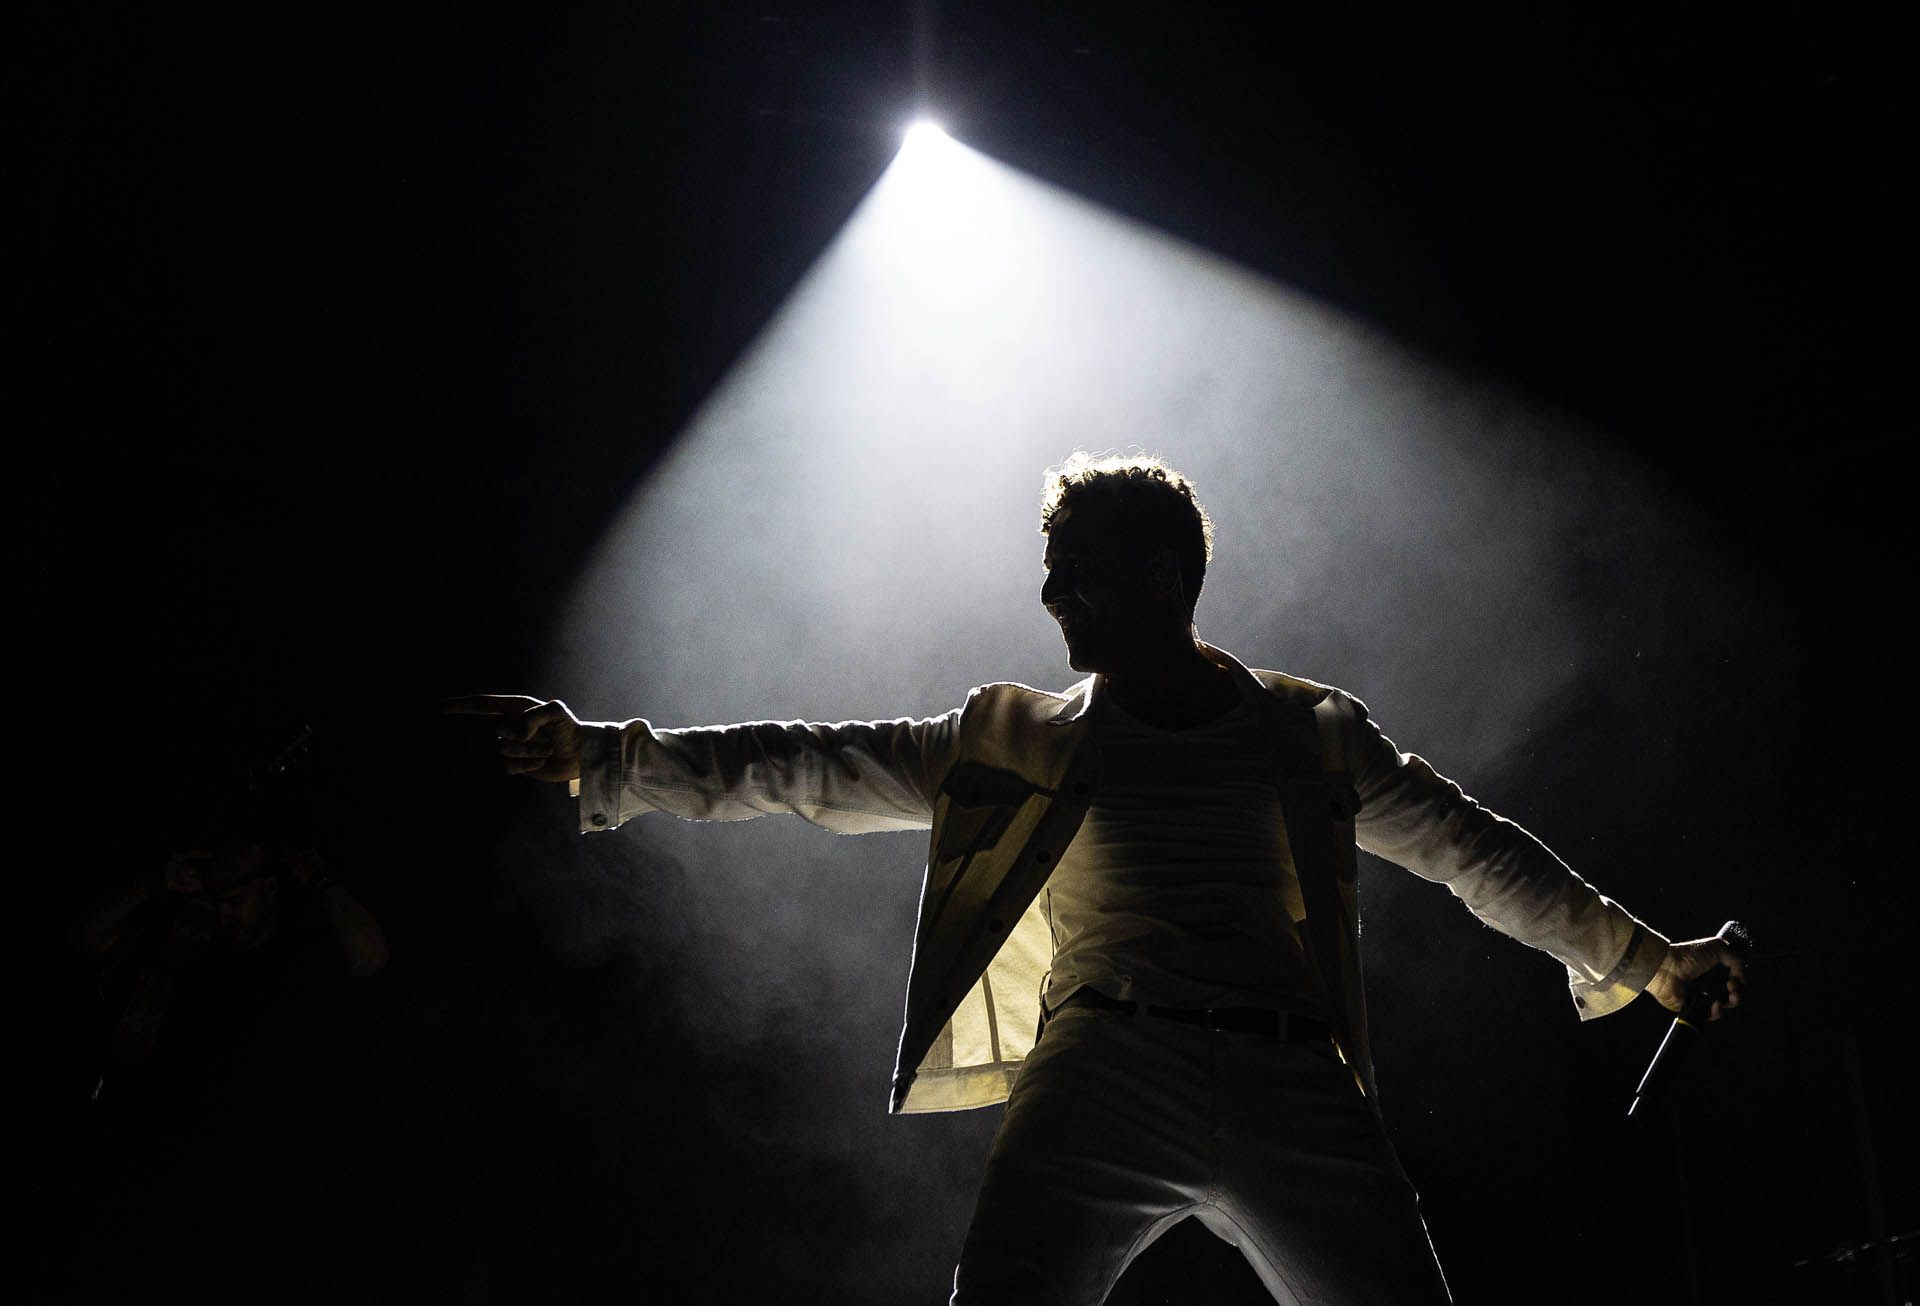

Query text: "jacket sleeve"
[569, 709, 963, 837]
[1339, 692, 1669, 1019]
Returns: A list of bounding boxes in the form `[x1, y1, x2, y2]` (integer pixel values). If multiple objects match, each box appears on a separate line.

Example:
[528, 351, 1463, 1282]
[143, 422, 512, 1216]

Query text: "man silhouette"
[447, 452, 1744, 1304]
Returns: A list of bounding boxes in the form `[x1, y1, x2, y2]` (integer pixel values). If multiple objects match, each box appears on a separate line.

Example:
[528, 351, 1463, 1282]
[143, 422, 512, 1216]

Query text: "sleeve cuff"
[1568, 921, 1671, 1021]
[575, 722, 626, 834]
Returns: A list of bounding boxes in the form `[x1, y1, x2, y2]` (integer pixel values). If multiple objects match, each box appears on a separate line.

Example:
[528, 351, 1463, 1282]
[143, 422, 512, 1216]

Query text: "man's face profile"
[1041, 499, 1160, 673]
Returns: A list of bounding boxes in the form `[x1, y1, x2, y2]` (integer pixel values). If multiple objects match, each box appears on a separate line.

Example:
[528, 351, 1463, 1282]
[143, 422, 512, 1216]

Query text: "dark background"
[32, 3, 1908, 1303]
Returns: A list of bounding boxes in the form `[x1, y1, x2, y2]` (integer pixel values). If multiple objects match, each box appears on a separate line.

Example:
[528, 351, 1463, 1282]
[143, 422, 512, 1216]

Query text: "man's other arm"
[1335, 691, 1672, 1020]
[446, 694, 961, 836]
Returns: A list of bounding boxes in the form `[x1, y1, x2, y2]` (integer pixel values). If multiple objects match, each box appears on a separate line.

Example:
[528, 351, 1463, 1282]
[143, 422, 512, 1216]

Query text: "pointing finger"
[499, 700, 572, 743]
[443, 694, 543, 718]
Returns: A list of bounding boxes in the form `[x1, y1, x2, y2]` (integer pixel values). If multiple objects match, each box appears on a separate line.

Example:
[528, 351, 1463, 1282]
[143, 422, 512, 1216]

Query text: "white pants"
[950, 1004, 1453, 1305]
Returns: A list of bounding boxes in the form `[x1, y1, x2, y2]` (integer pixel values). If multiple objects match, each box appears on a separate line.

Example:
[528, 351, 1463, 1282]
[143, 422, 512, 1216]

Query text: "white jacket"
[573, 643, 1668, 1114]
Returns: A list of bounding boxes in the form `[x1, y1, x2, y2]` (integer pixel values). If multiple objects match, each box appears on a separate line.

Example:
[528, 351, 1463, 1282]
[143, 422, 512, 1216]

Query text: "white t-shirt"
[1041, 677, 1327, 1017]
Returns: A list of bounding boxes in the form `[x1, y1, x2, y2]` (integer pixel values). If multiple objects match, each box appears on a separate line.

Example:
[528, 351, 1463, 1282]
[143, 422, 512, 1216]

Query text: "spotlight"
[902, 118, 949, 152]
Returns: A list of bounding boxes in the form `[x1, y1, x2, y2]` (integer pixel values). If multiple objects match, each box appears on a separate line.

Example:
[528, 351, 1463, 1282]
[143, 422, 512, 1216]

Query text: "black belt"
[1048, 986, 1332, 1042]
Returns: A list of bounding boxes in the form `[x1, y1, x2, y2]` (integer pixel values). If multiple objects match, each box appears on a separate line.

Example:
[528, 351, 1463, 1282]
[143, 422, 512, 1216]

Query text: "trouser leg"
[1204, 1033, 1453, 1305]
[951, 1009, 1451, 1306]
[949, 1007, 1208, 1306]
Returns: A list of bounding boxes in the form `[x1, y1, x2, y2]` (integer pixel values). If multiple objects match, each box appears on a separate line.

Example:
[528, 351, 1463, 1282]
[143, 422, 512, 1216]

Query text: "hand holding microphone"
[1629, 920, 1752, 1120]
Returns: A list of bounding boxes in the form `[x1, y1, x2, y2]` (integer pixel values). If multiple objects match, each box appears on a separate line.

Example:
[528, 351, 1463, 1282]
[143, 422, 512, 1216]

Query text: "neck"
[1100, 634, 1235, 729]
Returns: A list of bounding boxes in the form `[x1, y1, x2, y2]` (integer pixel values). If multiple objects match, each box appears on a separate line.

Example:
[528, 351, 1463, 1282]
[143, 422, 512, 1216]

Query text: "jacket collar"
[1196, 639, 1265, 693]
[1047, 676, 1097, 725]
[1044, 640, 1261, 726]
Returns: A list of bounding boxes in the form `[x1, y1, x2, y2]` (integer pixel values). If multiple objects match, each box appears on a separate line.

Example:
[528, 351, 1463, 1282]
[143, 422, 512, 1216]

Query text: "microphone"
[1627, 919, 1752, 1122]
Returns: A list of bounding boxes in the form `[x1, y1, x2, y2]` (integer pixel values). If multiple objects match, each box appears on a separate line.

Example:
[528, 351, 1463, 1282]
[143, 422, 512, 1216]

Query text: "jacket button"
[590, 812, 608, 827]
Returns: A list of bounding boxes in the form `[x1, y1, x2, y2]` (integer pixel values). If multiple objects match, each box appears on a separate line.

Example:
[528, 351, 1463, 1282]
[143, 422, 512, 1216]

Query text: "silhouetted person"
[447, 452, 1744, 1304]
[77, 831, 389, 1096]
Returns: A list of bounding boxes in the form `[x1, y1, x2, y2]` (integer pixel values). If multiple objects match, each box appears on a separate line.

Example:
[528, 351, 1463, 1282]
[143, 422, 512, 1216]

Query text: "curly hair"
[1039, 451, 1215, 613]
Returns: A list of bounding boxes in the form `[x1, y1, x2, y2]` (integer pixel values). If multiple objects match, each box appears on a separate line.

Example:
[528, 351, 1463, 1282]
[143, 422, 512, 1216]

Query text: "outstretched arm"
[444, 694, 962, 836]
[1337, 692, 1741, 1020]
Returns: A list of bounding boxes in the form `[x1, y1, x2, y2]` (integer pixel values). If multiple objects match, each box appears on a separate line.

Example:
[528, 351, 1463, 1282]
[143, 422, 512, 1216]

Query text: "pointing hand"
[442, 694, 586, 784]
